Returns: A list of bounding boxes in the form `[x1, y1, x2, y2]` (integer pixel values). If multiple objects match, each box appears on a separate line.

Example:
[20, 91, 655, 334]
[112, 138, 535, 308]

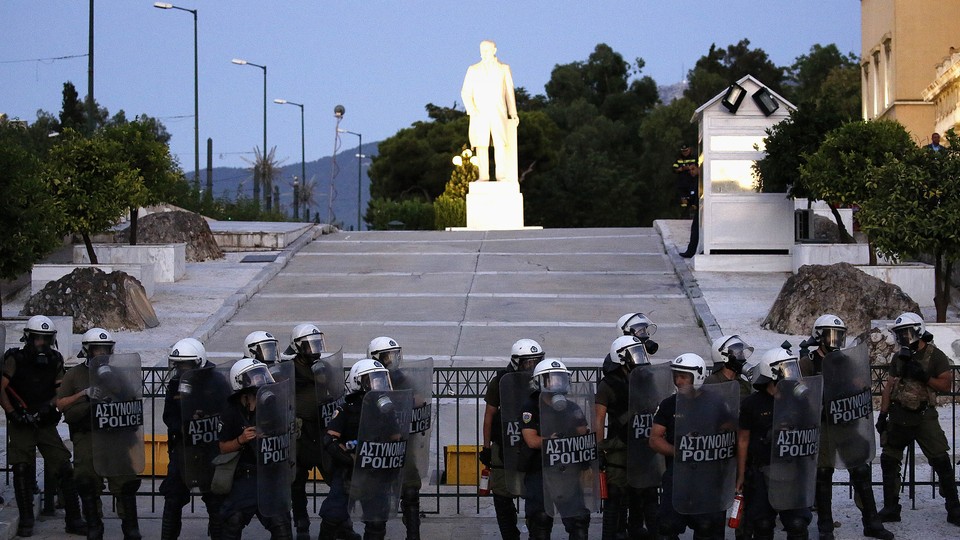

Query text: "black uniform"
[483, 366, 523, 540]
[290, 357, 324, 536]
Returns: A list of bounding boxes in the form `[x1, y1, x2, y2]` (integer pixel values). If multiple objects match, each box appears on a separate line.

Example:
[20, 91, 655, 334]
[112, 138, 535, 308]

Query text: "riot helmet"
[229, 358, 275, 394]
[368, 336, 403, 370]
[510, 338, 544, 372]
[79, 328, 115, 360]
[711, 334, 754, 374]
[291, 323, 326, 358]
[345, 359, 393, 395]
[168, 337, 206, 372]
[532, 359, 571, 394]
[755, 346, 803, 389]
[244, 331, 280, 363]
[617, 312, 658, 340]
[812, 314, 846, 352]
[891, 312, 925, 349]
[22, 315, 57, 353]
[670, 353, 706, 390]
[610, 335, 650, 369]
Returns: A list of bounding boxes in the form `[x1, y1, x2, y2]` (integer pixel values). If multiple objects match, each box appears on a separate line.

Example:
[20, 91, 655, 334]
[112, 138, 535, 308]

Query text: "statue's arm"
[504, 64, 518, 120]
[461, 68, 476, 116]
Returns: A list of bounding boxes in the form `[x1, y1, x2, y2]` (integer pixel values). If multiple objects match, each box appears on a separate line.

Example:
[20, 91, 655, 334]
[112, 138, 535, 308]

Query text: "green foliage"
[636, 98, 700, 221]
[366, 198, 435, 231]
[101, 117, 189, 208]
[434, 194, 466, 230]
[857, 131, 960, 321]
[684, 39, 786, 105]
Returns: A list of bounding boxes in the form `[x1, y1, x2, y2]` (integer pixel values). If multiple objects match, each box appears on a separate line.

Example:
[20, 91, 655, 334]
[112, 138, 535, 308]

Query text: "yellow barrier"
[444, 445, 482, 485]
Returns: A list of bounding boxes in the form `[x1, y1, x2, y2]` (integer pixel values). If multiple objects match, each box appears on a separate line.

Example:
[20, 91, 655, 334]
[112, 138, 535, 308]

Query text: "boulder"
[20, 267, 159, 332]
[813, 214, 842, 243]
[117, 210, 223, 262]
[762, 262, 920, 336]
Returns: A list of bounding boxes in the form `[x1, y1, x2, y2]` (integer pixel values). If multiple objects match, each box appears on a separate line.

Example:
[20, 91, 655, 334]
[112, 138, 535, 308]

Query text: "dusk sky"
[2, 1, 861, 171]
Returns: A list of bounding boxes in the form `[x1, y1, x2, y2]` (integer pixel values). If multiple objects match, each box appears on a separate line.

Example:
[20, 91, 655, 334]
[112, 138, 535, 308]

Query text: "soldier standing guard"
[1, 315, 86, 537]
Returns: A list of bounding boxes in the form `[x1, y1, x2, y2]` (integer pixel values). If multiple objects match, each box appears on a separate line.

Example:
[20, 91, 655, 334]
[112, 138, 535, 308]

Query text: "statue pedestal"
[465, 181, 525, 230]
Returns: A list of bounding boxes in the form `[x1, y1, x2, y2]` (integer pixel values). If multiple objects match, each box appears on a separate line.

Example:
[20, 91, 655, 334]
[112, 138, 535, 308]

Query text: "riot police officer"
[705, 334, 754, 397]
[877, 313, 960, 526]
[737, 347, 817, 540]
[1, 315, 86, 537]
[56, 328, 143, 540]
[217, 358, 293, 539]
[244, 331, 281, 363]
[160, 338, 225, 539]
[481, 338, 544, 540]
[799, 314, 893, 540]
[319, 359, 398, 540]
[519, 359, 593, 540]
[602, 313, 659, 373]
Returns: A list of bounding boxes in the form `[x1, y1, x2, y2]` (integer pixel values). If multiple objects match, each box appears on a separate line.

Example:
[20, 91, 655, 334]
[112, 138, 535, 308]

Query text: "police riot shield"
[349, 389, 413, 523]
[268, 361, 297, 470]
[540, 382, 600, 519]
[673, 380, 739, 515]
[256, 382, 293, 517]
[769, 376, 823, 511]
[313, 348, 346, 431]
[627, 364, 673, 489]
[90, 353, 145, 477]
[821, 341, 875, 469]
[499, 371, 532, 495]
[179, 364, 232, 490]
[394, 358, 434, 486]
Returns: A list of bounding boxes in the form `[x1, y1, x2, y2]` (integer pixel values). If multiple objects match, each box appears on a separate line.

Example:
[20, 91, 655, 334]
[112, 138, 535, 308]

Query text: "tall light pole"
[274, 98, 305, 220]
[337, 128, 362, 231]
[232, 58, 268, 209]
[154, 2, 200, 193]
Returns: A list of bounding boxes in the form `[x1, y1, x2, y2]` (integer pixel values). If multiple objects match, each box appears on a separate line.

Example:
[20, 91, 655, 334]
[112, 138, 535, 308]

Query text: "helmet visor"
[819, 328, 846, 350]
[541, 371, 570, 393]
[362, 370, 393, 392]
[773, 358, 803, 381]
[86, 343, 115, 359]
[724, 341, 753, 362]
[168, 356, 199, 372]
[376, 349, 403, 370]
[253, 341, 280, 363]
[623, 317, 658, 339]
[296, 334, 326, 356]
[515, 353, 544, 372]
[619, 343, 650, 367]
[29, 333, 56, 351]
[237, 364, 275, 389]
[893, 326, 920, 347]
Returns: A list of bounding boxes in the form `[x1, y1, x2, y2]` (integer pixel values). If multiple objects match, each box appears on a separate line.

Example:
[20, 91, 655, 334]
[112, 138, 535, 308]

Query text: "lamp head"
[274, 99, 287, 104]
[231, 58, 247, 65]
[154, 2, 173, 9]
[334, 104, 345, 118]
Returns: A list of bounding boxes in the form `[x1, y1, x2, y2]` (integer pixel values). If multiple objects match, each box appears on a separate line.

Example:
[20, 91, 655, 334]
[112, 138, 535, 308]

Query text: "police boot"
[601, 487, 624, 540]
[929, 454, 960, 526]
[295, 516, 311, 540]
[570, 516, 590, 540]
[527, 512, 553, 540]
[59, 463, 88, 535]
[335, 521, 361, 540]
[878, 454, 902, 522]
[160, 499, 183, 540]
[362, 520, 387, 540]
[42, 465, 58, 516]
[77, 481, 104, 540]
[317, 520, 340, 540]
[850, 466, 894, 540]
[492, 494, 521, 540]
[13, 462, 36, 537]
[205, 497, 225, 540]
[265, 514, 293, 540]
[814, 468, 835, 540]
[635, 486, 658, 539]
[118, 481, 143, 540]
[400, 487, 421, 540]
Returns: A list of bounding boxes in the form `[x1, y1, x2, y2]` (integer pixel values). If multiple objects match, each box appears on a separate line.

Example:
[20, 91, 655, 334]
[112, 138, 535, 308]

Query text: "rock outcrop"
[117, 210, 223, 262]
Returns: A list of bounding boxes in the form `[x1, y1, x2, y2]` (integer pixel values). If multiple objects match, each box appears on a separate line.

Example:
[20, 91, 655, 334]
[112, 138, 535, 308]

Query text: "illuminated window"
[710, 160, 759, 193]
[710, 135, 766, 153]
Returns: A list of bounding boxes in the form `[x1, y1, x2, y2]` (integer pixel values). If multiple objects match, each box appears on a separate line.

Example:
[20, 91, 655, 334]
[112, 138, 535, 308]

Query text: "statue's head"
[480, 40, 497, 61]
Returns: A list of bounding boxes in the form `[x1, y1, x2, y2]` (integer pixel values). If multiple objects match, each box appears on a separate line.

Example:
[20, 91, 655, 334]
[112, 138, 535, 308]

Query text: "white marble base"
[693, 254, 793, 272]
[792, 243, 870, 273]
[74, 243, 186, 282]
[857, 263, 935, 308]
[465, 181, 524, 230]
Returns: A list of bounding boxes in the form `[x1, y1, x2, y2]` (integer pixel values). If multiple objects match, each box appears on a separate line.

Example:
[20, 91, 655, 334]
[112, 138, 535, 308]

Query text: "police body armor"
[89, 353, 146, 476]
[821, 341, 875, 469]
[673, 380, 739, 514]
[627, 363, 673, 489]
[179, 363, 233, 490]
[313, 348, 346, 431]
[268, 361, 297, 471]
[499, 371, 532, 495]
[349, 389, 413, 523]
[256, 381, 294, 517]
[769, 376, 823, 511]
[540, 382, 600, 519]
[393, 357, 434, 486]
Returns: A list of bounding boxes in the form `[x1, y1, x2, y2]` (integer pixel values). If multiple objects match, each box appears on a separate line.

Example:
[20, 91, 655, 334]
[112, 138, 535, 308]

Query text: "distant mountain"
[658, 80, 688, 104]
[205, 142, 378, 231]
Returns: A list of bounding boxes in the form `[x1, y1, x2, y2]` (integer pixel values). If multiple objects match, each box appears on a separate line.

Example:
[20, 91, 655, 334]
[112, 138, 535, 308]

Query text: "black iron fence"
[6, 366, 959, 514]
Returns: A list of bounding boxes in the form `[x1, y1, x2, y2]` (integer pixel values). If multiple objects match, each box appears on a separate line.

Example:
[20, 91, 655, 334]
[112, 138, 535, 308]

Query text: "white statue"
[460, 40, 519, 182]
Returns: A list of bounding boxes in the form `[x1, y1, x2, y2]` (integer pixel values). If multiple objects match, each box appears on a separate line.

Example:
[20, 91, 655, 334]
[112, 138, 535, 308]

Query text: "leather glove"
[323, 436, 354, 467]
[875, 412, 888, 435]
[478, 447, 492, 467]
[6, 409, 36, 427]
[902, 361, 929, 383]
[83, 387, 104, 401]
[36, 403, 62, 425]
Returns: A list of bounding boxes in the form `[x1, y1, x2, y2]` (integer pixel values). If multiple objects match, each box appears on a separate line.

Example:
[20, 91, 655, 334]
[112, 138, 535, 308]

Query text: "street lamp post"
[154, 2, 200, 193]
[232, 58, 268, 209]
[274, 98, 305, 221]
[337, 128, 362, 231]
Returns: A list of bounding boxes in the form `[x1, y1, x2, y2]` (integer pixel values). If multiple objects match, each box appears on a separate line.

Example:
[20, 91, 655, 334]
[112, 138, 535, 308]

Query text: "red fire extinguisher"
[728, 491, 744, 529]
[599, 469, 609, 500]
[478, 467, 491, 496]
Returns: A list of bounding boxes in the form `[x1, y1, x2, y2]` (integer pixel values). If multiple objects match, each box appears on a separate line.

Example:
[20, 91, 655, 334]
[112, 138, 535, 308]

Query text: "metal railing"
[5, 365, 958, 514]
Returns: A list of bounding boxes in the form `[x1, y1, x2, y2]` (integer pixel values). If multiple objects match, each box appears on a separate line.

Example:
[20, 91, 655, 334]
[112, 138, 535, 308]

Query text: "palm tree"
[243, 146, 285, 211]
